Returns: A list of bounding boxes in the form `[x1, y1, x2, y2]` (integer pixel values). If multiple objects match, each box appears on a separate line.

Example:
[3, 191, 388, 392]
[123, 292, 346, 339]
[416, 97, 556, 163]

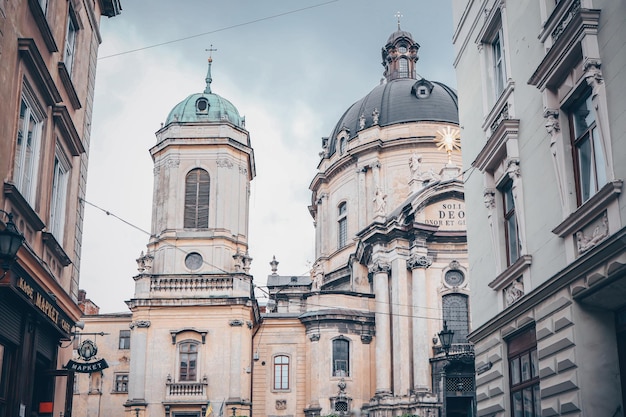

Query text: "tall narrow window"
[508, 328, 540, 417]
[50, 149, 70, 243]
[398, 57, 409, 78]
[442, 294, 469, 343]
[179, 342, 198, 381]
[14, 93, 43, 205]
[501, 180, 520, 266]
[569, 90, 606, 205]
[492, 30, 506, 97]
[64, 7, 78, 75]
[273, 355, 289, 390]
[332, 338, 349, 377]
[338, 202, 347, 249]
[184, 169, 210, 228]
[118, 330, 130, 350]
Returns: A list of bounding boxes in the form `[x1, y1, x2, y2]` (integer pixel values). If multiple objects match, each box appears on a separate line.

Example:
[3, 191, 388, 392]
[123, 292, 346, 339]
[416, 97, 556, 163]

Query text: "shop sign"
[14, 274, 72, 336]
[65, 339, 109, 373]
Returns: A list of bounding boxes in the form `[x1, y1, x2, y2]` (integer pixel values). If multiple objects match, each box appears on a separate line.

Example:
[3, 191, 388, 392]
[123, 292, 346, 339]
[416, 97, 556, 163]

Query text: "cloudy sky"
[80, 0, 458, 313]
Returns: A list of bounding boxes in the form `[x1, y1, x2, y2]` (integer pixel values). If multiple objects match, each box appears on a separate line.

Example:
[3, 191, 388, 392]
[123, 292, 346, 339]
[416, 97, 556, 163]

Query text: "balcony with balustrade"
[165, 375, 208, 403]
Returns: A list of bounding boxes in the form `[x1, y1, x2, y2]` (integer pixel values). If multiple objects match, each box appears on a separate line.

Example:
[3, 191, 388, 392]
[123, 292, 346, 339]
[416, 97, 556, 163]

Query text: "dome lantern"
[381, 24, 420, 81]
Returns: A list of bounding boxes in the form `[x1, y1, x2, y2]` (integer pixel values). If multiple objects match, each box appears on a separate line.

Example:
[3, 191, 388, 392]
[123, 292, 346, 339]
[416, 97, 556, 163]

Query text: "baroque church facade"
[73, 27, 475, 417]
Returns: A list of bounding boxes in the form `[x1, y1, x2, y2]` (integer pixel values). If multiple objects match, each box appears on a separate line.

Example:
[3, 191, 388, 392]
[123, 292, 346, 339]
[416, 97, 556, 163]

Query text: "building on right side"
[451, 0, 626, 416]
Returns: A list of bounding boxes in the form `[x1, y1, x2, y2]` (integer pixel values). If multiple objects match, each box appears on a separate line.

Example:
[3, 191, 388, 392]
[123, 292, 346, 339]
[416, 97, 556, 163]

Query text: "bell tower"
[126, 58, 257, 417]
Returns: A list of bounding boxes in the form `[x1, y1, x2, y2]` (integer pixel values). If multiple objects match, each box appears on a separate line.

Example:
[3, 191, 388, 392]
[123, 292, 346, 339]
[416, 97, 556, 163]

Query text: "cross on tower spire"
[395, 11, 403, 30]
[204, 44, 217, 94]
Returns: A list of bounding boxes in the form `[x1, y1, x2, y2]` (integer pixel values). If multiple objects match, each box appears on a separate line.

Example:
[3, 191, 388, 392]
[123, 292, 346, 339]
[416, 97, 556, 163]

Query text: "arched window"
[332, 338, 350, 377]
[442, 294, 469, 343]
[273, 355, 289, 390]
[179, 341, 198, 381]
[184, 169, 210, 228]
[339, 136, 347, 155]
[338, 202, 347, 249]
[398, 57, 409, 78]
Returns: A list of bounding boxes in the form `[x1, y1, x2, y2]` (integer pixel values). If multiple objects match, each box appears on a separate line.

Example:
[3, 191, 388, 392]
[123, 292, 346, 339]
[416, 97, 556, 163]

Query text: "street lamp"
[0, 210, 24, 272]
[438, 320, 454, 356]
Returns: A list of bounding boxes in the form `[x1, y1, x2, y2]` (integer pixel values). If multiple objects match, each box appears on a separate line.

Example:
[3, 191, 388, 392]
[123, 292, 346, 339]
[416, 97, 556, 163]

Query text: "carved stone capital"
[309, 333, 320, 342]
[360, 333, 373, 344]
[129, 320, 151, 329]
[229, 319, 244, 327]
[583, 58, 603, 89]
[368, 260, 391, 274]
[407, 254, 432, 270]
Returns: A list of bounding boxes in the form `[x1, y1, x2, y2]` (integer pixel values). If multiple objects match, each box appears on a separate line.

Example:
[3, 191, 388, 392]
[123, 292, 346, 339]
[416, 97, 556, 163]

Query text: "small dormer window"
[412, 79, 434, 99]
[196, 97, 209, 113]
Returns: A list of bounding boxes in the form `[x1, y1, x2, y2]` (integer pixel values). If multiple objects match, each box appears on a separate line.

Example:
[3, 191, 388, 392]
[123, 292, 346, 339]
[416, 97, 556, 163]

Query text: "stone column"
[391, 256, 410, 395]
[369, 260, 391, 395]
[408, 253, 432, 392]
[128, 320, 151, 402]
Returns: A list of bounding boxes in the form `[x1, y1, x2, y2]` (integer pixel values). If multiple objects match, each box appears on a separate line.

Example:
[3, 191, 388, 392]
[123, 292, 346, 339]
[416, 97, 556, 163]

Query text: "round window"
[444, 270, 464, 287]
[398, 45, 407, 54]
[185, 252, 203, 270]
[196, 98, 208, 112]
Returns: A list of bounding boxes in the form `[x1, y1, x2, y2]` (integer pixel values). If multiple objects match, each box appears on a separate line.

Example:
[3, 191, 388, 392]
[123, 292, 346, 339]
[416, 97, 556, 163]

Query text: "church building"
[73, 26, 475, 417]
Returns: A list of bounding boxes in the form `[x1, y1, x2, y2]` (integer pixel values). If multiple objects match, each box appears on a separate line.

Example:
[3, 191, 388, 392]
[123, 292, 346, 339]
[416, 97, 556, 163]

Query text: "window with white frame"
[568, 88, 607, 205]
[332, 338, 349, 377]
[118, 330, 130, 350]
[63, 6, 78, 76]
[114, 374, 128, 393]
[501, 179, 520, 266]
[273, 355, 289, 390]
[491, 29, 506, 98]
[50, 147, 70, 243]
[179, 341, 198, 381]
[477, 7, 510, 107]
[337, 202, 347, 249]
[14, 89, 43, 206]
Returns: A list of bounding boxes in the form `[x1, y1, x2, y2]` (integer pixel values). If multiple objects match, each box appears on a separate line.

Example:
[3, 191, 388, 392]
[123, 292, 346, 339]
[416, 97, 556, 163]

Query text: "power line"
[81, 198, 230, 274]
[99, 1, 340, 60]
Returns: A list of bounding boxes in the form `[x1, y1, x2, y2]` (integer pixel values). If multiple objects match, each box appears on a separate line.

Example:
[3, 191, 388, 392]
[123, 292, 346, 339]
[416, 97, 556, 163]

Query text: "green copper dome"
[164, 60, 244, 128]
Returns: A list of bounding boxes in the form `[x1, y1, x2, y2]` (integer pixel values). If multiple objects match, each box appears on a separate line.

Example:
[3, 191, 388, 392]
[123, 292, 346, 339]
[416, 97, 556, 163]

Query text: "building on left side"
[0, 1, 121, 416]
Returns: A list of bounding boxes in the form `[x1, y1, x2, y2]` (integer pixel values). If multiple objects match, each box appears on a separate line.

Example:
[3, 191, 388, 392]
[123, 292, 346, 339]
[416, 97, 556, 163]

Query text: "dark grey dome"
[327, 78, 458, 156]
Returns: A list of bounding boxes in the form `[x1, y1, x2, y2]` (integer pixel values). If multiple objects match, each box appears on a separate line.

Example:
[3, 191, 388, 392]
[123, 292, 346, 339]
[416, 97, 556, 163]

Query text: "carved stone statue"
[409, 153, 422, 180]
[373, 187, 387, 216]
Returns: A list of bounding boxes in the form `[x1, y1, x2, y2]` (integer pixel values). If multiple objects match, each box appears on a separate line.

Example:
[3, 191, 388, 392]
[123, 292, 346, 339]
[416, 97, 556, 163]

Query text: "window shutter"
[184, 169, 210, 228]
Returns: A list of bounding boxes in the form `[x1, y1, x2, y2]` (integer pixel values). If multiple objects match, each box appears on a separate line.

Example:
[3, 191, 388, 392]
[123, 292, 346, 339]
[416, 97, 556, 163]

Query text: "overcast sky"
[79, 0, 458, 313]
